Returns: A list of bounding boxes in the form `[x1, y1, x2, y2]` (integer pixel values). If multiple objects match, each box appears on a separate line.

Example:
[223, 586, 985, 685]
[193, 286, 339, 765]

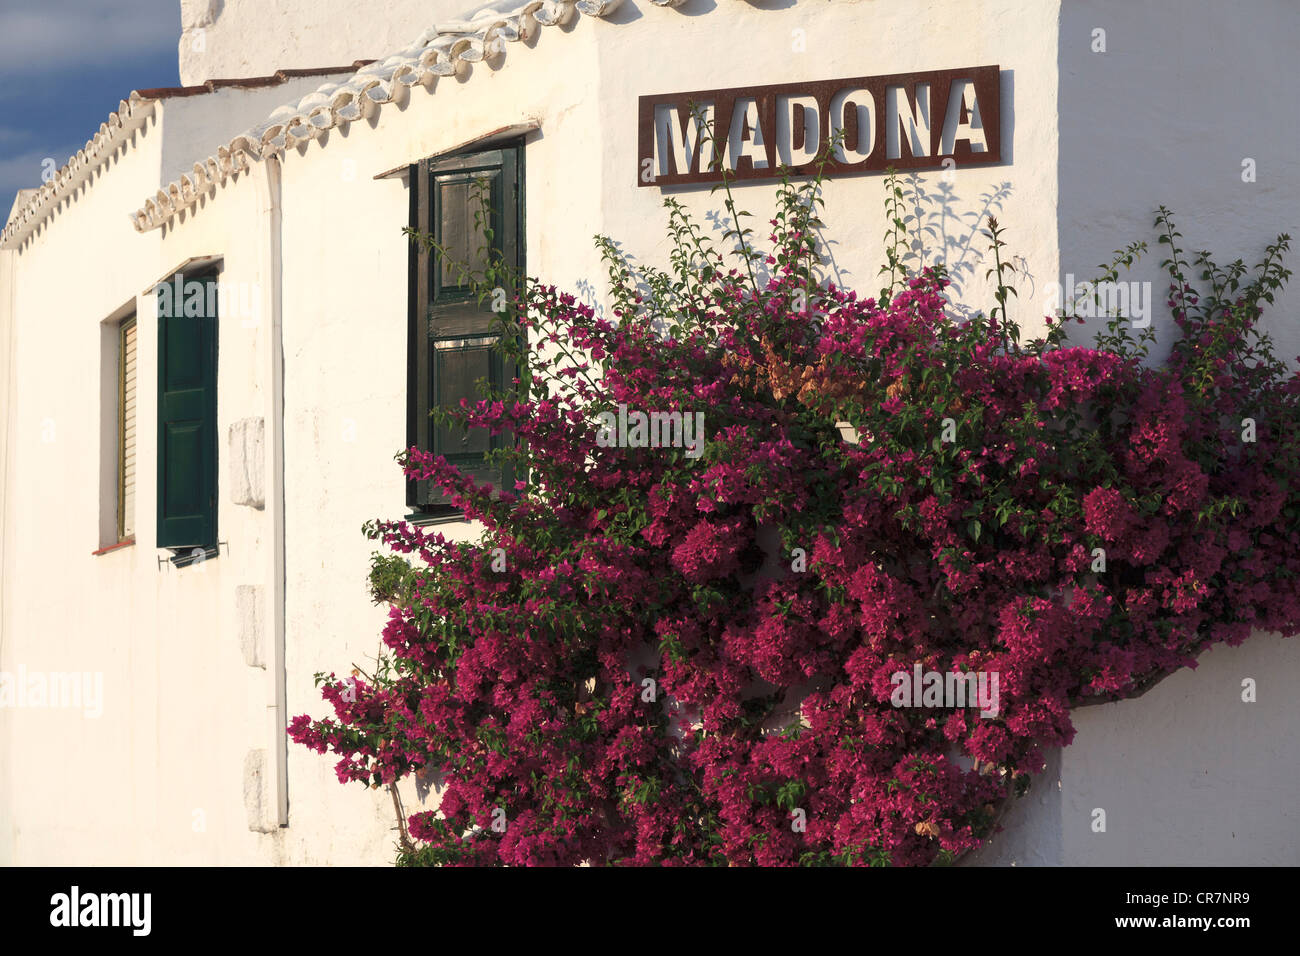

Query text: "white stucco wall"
[0, 86, 406, 864]
[0, 108, 173, 863]
[966, 633, 1300, 866]
[1, 0, 1296, 866]
[158, 76, 368, 184]
[255, 0, 1065, 863]
[966, 0, 1300, 867]
[0, 245, 13, 859]
[594, 0, 1062, 335]
[178, 0, 471, 85]
[269, 6, 608, 866]
[1057, 0, 1300, 367]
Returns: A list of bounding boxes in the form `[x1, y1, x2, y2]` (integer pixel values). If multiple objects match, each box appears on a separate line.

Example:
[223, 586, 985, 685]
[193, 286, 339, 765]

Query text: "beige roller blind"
[119, 317, 137, 540]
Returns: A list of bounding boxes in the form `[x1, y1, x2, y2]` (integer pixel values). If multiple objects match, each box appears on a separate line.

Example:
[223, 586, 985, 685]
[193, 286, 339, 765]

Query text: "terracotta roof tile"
[134, 63, 374, 99]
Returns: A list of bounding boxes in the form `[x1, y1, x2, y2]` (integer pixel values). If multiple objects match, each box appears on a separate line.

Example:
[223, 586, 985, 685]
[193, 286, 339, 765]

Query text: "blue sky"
[0, 0, 181, 211]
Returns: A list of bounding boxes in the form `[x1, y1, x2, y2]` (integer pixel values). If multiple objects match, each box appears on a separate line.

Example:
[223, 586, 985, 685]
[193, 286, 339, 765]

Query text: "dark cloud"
[0, 1, 180, 206]
[0, 1, 179, 77]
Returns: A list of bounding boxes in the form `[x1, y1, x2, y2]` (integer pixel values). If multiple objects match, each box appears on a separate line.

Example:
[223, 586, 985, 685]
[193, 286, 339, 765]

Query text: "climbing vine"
[291, 153, 1298, 866]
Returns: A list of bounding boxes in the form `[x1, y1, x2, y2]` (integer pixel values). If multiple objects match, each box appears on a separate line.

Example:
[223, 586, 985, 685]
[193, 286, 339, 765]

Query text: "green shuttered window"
[156, 272, 218, 550]
[407, 141, 524, 514]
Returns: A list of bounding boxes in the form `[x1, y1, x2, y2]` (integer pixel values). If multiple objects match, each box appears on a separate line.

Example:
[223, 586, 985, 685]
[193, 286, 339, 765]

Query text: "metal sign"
[637, 64, 1001, 187]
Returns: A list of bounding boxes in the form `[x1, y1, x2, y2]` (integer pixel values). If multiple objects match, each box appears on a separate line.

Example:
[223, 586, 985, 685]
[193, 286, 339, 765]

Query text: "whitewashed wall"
[1057, 0, 1300, 366]
[968, 0, 1300, 866]
[159, 79, 364, 183]
[1, 0, 1296, 866]
[238, 0, 1066, 863]
[0, 89, 399, 864]
[178, 0, 471, 85]
[966, 633, 1300, 866]
[1, 109, 173, 863]
[0, 233, 13, 860]
[594, 0, 1062, 337]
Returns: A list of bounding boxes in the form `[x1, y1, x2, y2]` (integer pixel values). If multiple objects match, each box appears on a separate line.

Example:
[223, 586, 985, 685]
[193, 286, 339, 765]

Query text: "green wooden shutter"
[157, 273, 218, 549]
[407, 142, 523, 511]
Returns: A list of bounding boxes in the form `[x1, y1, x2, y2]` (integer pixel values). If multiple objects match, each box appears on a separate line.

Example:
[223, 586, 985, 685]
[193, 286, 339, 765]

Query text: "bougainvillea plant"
[290, 148, 1298, 866]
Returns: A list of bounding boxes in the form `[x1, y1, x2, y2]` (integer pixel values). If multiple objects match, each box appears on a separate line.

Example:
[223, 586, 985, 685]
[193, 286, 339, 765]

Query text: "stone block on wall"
[243, 748, 276, 833]
[228, 417, 265, 508]
[236, 584, 265, 669]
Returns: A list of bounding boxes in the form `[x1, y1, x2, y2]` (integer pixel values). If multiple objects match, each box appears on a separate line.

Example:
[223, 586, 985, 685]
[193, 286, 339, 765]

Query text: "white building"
[0, 0, 1296, 865]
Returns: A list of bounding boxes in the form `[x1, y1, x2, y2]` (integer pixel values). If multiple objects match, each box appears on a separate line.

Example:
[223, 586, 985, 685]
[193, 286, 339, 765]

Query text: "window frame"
[96, 299, 139, 555]
[406, 139, 526, 520]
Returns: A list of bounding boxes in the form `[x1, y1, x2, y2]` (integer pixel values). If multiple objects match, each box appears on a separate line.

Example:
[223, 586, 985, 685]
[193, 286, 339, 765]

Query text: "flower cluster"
[291, 175, 1298, 866]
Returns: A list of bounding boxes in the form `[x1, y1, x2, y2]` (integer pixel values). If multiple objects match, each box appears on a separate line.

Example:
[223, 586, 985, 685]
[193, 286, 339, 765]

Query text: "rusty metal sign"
[637, 65, 1001, 187]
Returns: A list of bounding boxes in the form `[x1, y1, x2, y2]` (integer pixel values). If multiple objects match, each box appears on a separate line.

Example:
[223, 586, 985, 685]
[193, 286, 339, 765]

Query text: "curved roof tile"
[0, 63, 369, 249]
[126, 0, 631, 233]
